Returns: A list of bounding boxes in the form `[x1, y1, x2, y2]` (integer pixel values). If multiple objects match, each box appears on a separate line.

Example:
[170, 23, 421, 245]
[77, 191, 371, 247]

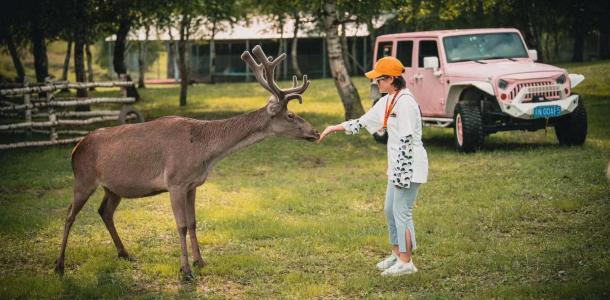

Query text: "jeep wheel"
[453, 103, 484, 152]
[554, 98, 587, 146]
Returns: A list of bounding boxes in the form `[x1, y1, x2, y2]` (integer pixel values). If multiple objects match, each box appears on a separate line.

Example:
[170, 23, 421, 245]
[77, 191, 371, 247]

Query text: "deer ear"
[266, 98, 283, 115]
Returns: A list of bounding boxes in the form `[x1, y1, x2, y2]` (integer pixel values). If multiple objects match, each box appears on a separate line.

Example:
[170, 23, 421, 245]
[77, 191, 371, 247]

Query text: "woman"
[317, 56, 428, 276]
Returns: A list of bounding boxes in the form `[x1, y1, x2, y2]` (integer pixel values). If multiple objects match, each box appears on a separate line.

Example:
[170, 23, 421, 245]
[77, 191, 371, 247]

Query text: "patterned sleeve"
[391, 135, 414, 188]
[343, 119, 365, 135]
[341, 96, 386, 135]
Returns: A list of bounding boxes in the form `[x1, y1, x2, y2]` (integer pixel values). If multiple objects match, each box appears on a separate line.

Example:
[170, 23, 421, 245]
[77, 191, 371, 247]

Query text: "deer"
[54, 45, 320, 280]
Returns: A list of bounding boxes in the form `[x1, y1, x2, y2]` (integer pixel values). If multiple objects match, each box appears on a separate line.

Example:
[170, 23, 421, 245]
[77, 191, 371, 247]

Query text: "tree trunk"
[85, 43, 95, 90]
[350, 25, 360, 73]
[30, 19, 49, 83]
[113, 15, 130, 75]
[275, 17, 284, 80]
[61, 38, 72, 81]
[543, 32, 551, 62]
[113, 14, 140, 100]
[366, 20, 376, 68]
[323, 1, 365, 120]
[178, 15, 190, 106]
[572, 33, 585, 62]
[209, 22, 216, 84]
[531, 23, 544, 62]
[291, 13, 303, 77]
[74, 37, 89, 109]
[599, 27, 609, 60]
[138, 27, 149, 88]
[167, 26, 175, 79]
[6, 34, 25, 83]
[553, 31, 560, 61]
[340, 23, 352, 75]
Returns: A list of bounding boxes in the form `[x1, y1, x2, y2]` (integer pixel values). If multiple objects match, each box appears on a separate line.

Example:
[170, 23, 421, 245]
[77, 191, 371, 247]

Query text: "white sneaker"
[376, 252, 398, 271]
[381, 259, 418, 276]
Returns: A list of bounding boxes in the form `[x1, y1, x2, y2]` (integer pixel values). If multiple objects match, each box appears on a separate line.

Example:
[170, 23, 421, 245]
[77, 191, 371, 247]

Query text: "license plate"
[533, 105, 561, 119]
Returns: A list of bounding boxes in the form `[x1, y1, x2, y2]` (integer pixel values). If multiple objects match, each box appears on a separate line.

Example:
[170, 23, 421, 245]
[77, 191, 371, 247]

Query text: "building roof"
[106, 14, 391, 42]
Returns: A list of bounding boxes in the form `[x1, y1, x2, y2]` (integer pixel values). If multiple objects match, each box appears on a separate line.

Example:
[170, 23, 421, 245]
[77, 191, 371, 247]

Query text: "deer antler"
[241, 45, 309, 106]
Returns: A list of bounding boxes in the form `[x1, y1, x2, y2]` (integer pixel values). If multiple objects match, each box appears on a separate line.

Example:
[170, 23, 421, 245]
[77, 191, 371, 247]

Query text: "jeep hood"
[445, 60, 564, 80]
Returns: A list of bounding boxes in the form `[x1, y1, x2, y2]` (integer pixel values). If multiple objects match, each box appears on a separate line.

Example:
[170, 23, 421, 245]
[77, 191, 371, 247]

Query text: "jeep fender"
[569, 74, 585, 88]
[445, 81, 494, 116]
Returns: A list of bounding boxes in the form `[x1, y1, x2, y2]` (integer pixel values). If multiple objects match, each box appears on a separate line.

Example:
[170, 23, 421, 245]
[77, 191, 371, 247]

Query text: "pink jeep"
[370, 28, 587, 152]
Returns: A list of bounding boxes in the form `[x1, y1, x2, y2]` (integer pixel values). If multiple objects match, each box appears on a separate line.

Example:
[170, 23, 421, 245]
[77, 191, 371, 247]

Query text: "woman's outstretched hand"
[316, 124, 345, 144]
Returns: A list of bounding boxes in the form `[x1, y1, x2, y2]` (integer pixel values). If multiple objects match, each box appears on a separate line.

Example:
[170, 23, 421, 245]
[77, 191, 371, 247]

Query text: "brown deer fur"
[55, 46, 320, 280]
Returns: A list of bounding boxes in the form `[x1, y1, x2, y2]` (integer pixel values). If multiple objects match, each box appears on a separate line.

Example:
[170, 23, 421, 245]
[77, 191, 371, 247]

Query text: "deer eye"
[287, 112, 295, 120]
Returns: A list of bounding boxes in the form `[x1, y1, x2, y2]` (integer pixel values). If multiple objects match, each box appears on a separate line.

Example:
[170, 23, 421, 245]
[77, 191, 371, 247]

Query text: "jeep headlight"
[556, 74, 566, 84]
[498, 79, 508, 90]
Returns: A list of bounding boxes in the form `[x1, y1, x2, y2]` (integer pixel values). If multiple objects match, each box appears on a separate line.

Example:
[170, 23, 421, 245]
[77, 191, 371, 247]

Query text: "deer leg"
[186, 188, 206, 268]
[55, 183, 97, 275]
[98, 188, 131, 260]
[169, 187, 193, 280]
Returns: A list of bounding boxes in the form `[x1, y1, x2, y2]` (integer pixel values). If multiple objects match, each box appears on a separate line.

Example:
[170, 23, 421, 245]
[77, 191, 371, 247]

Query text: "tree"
[27, 0, 55, 83]
[320, 0, 365, 120]
[319, 1, 365, 119]
[162, 0, 239, 106]
[0, 3, 28, 83]
[202, 0, 240, 84]
[107, 0, 146, 99]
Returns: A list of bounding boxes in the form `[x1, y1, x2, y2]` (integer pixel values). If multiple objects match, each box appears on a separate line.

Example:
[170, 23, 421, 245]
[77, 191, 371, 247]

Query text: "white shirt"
[342, 89, 428, 187]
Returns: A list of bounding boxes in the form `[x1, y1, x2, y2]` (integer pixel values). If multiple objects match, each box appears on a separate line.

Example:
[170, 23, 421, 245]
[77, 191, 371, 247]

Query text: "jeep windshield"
[443, 32, 528, 63]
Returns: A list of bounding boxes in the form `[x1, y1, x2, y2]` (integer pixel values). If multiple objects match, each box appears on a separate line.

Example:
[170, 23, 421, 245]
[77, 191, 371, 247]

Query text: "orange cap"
[365, 56, 404, 79]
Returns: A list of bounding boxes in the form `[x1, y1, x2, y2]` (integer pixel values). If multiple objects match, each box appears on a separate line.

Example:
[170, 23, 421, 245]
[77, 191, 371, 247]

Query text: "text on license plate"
[533, 105, 561, 118]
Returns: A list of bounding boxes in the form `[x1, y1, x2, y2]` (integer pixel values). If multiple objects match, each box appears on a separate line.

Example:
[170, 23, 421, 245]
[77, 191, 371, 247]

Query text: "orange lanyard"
[383, 91, 401, 129]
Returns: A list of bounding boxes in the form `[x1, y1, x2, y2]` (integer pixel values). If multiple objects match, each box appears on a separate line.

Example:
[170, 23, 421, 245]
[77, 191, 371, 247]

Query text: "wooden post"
[23, 79, 32, 139]
[47, 89, 57, 142]
[120, 74, 128, 97]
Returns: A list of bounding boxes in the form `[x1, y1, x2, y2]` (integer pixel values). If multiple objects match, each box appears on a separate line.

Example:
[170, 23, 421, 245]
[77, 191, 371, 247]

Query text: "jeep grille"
[507, 81, 562, 102]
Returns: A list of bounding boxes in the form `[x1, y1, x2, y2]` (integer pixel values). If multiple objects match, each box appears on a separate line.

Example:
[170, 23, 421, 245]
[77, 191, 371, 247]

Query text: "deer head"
[241, 45, 319, 141]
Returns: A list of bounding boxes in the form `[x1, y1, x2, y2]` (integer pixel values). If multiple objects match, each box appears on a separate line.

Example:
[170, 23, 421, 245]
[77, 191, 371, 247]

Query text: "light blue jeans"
[385, 181, 421, 253]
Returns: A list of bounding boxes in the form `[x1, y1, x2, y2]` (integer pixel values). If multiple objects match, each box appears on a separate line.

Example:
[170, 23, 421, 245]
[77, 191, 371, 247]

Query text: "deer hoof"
[54, 264, 65, 276]
[118, 251, 134, 261]
[193, 259, 207, 268]
[181, 270, 194, 282]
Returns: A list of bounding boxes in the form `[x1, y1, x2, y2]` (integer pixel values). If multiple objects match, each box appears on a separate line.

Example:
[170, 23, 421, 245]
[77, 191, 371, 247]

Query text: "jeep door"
[412, 39, 447, 117]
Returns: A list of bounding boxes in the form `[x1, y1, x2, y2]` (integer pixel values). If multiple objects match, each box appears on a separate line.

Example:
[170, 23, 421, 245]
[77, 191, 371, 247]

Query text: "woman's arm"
[316, 124, 345, 143]
[317, 96, 387, 143]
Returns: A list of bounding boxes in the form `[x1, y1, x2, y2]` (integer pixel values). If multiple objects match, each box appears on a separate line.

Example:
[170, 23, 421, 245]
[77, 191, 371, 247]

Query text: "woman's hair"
[391, 76, 406, 90]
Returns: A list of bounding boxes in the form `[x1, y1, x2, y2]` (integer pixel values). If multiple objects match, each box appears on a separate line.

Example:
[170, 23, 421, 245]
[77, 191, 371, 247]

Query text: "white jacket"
[342, 88, 428, 188]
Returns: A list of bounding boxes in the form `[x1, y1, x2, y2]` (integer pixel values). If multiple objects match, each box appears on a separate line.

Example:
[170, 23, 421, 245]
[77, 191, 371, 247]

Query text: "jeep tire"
[554, 97, 587, 146]
[453, 102, 484, 152]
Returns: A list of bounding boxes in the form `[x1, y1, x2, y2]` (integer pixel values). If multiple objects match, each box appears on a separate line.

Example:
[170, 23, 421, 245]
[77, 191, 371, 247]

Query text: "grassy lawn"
[0, 61, 609, 299]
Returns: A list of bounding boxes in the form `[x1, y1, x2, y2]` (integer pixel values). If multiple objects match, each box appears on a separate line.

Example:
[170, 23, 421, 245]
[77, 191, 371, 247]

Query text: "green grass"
[1, 61, 609, 299]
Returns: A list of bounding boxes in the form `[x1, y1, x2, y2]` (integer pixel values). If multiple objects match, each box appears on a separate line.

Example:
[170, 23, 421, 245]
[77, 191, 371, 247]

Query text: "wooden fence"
[0, 79, 144, 150]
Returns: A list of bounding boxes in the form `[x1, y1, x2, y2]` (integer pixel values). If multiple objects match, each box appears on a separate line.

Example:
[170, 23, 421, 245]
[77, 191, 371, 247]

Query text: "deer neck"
[204, 107, 273, 162]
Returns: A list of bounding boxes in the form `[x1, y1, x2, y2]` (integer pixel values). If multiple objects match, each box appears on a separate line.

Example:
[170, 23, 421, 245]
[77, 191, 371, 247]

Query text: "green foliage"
[0, 61, 608, 298]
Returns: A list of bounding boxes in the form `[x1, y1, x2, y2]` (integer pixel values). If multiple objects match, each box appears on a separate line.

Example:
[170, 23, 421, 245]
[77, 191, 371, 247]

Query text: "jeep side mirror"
[423, 56, 439, 70]
[423, 56, 442, 77]
[528, 49, 538, 61]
